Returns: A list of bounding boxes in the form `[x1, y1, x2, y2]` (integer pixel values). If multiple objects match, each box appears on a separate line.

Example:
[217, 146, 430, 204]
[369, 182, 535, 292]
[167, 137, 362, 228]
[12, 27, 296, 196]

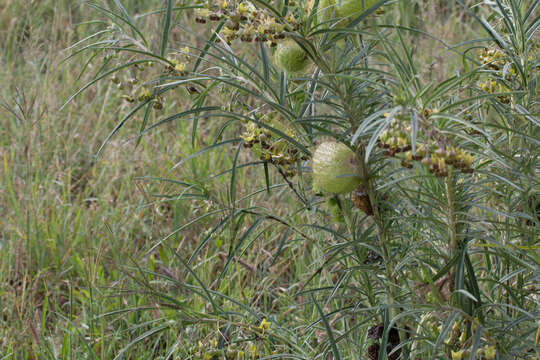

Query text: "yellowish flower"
[138, 87, 151, 101]
[237, 3, 249, 14]
[195, 8, 211, 18]
[458, 330, 466, 344]
[451, 350, 465, 360]
[249, 343, 257, 359]
[258, 318, 271, 330]
[285, 13, 296, 23]
[464, 154, 473, 167]
[167, 57, 179, 66]
[484, 345, 496, 360]
[175, 63, 186, 73]
[275, 23, 286, 33]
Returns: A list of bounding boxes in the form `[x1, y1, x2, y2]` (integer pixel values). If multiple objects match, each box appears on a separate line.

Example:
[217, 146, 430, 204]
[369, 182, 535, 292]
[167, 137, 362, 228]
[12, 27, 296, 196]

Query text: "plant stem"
[357, 149, 398, 309]
[445, 172, 458, 293]
[358, 153, 411, 357]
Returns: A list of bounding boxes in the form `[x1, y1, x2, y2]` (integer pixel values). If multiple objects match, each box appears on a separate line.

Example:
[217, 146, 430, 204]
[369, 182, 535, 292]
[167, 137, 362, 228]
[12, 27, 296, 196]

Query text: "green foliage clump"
[38, 0, 540, 359]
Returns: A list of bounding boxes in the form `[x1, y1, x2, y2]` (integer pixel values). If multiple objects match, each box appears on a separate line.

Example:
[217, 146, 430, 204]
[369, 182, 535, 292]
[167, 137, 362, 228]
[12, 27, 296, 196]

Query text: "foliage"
[63, 0, 540, 358]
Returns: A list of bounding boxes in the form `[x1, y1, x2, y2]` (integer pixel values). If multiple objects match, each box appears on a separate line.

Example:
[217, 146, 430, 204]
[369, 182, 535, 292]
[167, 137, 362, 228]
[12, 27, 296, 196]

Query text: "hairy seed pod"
[316, 0, 337, 23]
[312, 142, 362, 194]
[338, 0, 378, 19]
[273, 39, 310, 73]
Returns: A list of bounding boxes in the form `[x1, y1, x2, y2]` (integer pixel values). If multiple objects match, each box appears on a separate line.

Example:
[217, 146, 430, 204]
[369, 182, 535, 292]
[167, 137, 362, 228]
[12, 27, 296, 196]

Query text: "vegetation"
[0, 0, 538, 359]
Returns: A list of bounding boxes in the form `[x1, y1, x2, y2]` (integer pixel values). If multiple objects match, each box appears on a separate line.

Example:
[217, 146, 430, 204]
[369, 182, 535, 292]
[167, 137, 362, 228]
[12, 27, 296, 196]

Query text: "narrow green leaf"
[311, 293, 341, 360]
[264, 161, 271, 194]
[160, 0, 173, 57]
[172, 138, 240, 170]
[229, 142, 243, 206]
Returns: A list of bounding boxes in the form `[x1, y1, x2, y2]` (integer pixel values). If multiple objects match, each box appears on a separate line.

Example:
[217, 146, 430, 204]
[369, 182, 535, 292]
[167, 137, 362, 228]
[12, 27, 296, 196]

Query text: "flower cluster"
[194, 0, 297, 46]
[186, 339, 259, 359]
[186, 319, 277, 359]
[377, 116, 413, 157]
[443, 321, 497, 360]
[241, 121, 305, 178]
[479, 47, 509, 71]
[477, 78, 511, 104]
[414, 316, 500, 360]
[111, 62, 152, 104]
[477, 47, 515, 104]
[165, 47, 191, 77]
[378, 110, 475, 177]
[110, 47, 193, 109]
[451, 345, 497, 360]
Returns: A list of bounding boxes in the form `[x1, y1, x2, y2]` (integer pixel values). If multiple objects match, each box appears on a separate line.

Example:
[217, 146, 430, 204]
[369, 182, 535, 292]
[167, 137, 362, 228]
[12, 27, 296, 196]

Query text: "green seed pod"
[312, 142, 362, 194]
[326, 197, 338, 207]
[317, 0, 337, 23]
[274, 40, 310, 73]
[337, 0, 378, 20]
[326, 197, 345, 224]
[329, 203, 345, 224]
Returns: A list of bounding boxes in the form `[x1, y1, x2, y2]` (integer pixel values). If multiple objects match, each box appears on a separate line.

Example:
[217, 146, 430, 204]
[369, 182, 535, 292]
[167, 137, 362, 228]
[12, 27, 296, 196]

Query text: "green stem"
[360, 155, 410, 357]
[446, 172, 458, 293]
[357, 149, 399, 319]
[336, 195, 355, 237]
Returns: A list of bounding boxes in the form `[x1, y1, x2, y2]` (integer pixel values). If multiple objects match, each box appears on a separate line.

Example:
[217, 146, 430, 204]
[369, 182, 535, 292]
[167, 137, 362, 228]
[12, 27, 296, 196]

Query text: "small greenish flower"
[258, 318, 270, 330]
[484, 345, 496, 360]
[138, 87, 151, 102]
[451, 350, 465, 360]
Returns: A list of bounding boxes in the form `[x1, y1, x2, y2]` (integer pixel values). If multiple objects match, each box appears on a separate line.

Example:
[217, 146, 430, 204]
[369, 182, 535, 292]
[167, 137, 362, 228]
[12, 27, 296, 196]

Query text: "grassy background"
[0, 1, 491, 358]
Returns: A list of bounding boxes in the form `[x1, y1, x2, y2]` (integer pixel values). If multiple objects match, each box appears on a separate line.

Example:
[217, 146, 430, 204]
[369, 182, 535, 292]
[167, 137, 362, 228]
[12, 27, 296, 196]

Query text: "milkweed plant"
[66, 0, 539, 358]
